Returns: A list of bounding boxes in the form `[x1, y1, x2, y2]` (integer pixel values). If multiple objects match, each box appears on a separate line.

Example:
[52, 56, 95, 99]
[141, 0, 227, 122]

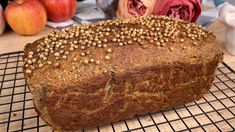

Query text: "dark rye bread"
[23, 16, 223, 131]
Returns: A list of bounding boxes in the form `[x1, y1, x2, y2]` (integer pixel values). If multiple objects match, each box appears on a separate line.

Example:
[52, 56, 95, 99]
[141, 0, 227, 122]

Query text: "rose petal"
[127, 0, 147, 16]
[117, 0, 156, 18]
[153, 0, 201, 22]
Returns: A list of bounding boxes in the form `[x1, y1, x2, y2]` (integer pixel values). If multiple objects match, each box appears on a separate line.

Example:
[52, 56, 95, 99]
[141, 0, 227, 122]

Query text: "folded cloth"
[46, 19, 75, 29]
[219, 3, 235, 55]
[96, 0, 119, 18]
[116, 0, 156, 18]
[225, 0, 235, 6]
[153, 0, 201, 22]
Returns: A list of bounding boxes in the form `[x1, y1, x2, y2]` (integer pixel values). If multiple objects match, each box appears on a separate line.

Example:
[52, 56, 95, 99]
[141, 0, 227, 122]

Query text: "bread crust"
[23, 16, 223, 131]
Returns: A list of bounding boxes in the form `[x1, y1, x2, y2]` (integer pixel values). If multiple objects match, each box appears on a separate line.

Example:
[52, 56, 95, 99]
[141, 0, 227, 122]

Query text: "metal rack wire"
[0, 51, 235, 132]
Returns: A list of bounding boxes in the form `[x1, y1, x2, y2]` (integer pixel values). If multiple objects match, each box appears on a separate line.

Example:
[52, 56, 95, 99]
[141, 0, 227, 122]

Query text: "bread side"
[23, 16, 223, 131]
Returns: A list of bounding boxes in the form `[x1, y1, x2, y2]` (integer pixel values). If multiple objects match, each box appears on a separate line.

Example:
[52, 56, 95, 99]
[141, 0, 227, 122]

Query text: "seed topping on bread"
[24, 16, 210, 74]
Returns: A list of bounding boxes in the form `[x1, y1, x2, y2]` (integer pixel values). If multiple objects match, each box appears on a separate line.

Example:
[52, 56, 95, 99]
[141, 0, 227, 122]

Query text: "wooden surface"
[0, 21, 235, 70]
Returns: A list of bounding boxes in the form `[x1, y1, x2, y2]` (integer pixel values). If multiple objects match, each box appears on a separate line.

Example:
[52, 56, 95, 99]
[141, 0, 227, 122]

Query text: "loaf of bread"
[23, 16, 223, 131]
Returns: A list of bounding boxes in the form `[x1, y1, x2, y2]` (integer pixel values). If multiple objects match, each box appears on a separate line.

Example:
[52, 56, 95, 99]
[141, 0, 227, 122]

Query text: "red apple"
[40, 0, 77, 22]
[5, 0, 47, 36]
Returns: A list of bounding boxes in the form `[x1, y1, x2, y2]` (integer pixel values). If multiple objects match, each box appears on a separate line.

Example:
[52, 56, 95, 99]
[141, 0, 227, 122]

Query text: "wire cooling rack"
[0, 51, 235, 132]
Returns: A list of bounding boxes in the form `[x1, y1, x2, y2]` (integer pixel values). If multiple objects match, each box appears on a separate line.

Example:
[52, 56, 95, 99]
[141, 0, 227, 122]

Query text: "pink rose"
[117, 0, 156, 18]
[153, 0, 201, 22]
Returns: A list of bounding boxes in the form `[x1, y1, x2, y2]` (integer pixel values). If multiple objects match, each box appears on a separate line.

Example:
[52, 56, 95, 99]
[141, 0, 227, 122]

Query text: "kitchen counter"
[0, 27, 53, 54]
